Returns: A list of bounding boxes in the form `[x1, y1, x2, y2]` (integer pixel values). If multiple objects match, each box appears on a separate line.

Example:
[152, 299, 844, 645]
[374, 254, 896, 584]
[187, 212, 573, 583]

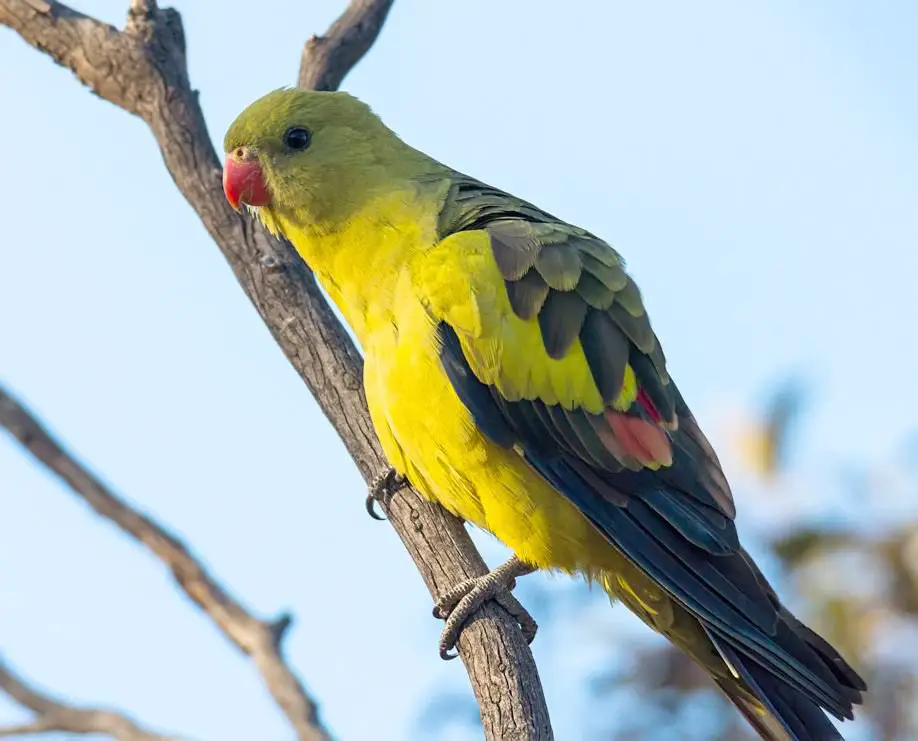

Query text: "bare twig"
[0, 386, 332, 741]
[298, 0, 395, 90]
[0, 1, 553, 738]
[0, 658, 184, 741]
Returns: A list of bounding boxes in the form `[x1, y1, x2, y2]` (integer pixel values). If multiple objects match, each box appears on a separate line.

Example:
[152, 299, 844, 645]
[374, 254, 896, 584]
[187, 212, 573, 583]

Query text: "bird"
[222, 88, 866, 740]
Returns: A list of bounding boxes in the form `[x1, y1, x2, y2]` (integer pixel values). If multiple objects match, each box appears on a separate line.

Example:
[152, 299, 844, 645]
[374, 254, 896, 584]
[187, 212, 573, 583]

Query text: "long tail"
[602, 547, 866, 741]
[699, 548, 865, 741]
[708, 624, 859, 741]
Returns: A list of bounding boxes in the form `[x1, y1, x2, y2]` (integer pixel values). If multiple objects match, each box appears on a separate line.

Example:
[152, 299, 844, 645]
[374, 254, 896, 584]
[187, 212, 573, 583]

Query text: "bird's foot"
[365, 467, 408, 520]
[433, 555, 538, 660]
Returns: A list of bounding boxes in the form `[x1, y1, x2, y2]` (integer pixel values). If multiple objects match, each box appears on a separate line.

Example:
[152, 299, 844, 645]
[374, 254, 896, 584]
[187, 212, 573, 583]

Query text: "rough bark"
[0, 1, 553, 738]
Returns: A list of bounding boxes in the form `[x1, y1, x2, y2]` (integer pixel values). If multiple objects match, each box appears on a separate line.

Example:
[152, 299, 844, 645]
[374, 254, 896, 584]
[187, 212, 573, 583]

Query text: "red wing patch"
[637, 387, 663, 425]
[605, 408, 673, 467]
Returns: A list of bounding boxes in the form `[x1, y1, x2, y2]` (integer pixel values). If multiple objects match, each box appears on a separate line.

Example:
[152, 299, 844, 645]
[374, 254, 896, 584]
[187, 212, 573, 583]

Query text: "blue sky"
[1, 1, 917, 739]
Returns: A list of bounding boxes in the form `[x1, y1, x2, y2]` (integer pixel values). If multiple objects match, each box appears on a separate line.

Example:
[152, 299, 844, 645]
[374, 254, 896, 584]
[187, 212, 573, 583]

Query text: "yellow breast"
[277, 191, 618, 574]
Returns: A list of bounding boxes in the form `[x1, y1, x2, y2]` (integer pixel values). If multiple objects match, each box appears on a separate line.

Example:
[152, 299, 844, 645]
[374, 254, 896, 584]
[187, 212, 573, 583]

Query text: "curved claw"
[365, 467, 407, 521]
[433, 556, 537, 661]
[440, 643, 460, 661]
[365, 493, 387, 521]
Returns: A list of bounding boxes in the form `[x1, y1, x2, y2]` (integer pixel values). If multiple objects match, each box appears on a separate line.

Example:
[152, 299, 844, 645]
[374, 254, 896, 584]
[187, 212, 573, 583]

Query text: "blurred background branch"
[0, 658, 184, 740]
[0, 384, 332, 740]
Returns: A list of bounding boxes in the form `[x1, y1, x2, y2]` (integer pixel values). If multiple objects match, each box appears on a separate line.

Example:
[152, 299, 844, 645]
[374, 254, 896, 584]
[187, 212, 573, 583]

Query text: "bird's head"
[222, 88, 410, 231]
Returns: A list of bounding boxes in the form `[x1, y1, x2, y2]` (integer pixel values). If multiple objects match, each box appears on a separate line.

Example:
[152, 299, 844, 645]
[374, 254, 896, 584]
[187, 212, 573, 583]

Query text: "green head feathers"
[223, 88, 429, 227]
[223, 88, 385, 155]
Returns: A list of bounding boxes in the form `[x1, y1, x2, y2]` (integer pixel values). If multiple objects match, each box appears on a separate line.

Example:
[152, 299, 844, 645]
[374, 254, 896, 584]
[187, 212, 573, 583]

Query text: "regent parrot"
[223, 89, 866, 740]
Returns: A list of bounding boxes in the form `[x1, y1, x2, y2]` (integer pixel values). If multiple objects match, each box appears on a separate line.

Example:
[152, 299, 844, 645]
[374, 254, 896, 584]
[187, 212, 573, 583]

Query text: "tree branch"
[298, 0, 395, 91]
[0, 1, 553, 738]
[0, 386, 332, 741]
[0, 658, 184, 741]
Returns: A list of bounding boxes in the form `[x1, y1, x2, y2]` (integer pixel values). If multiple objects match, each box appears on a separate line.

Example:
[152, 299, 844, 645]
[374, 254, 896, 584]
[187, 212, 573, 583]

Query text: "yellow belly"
[363, 275, 617, 575]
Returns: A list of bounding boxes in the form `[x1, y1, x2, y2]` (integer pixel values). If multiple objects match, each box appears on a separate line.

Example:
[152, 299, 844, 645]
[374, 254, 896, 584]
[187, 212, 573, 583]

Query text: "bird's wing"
[414, 173, 860, 722]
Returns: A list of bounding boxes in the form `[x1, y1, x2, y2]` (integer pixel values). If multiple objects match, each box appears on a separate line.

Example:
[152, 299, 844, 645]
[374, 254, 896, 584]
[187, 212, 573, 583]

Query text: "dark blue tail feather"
[707, 628, 845, 741]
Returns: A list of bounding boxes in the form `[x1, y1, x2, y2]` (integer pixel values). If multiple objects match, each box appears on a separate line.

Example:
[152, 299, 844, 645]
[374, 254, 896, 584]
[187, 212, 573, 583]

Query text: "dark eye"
[283, 126, 311, 151]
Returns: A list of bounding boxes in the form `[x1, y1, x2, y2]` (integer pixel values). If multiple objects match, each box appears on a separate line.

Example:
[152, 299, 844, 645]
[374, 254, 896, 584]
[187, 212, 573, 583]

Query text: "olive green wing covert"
[437, 175, 677, 427]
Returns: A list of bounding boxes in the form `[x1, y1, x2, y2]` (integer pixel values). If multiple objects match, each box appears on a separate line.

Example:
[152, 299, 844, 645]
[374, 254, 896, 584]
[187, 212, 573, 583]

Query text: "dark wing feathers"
[438, 326, 516, 449]
[435, 174, 865, 731]
[579, 311, 630, 404]
[578, 254, 628, 305]
[489, 223, 540, 280]
[535, 241, 582, 290]
[670, 387, 736, 517]
[609, 302, 657, 355]
[615, 276, 646, 316]
[505, 271, 549, 320]
[629, 349, 676, 424]
[576, 271, 617, 309]
[538, 290, 589, 359]
[641, 488, 735, 554]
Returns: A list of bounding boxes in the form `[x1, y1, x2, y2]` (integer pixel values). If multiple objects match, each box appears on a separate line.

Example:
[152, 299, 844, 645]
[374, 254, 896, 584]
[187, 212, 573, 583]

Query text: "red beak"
[223, 149, 271, 211]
